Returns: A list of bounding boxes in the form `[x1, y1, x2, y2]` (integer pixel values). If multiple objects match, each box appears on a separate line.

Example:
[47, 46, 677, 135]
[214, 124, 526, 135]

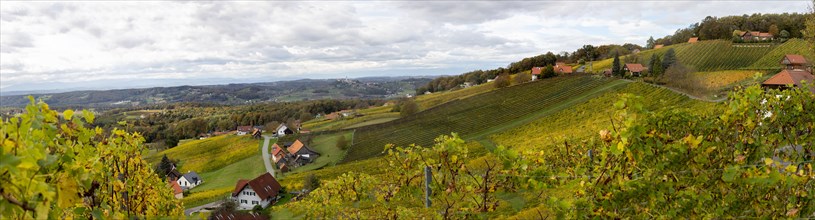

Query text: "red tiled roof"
[237, 126, 253, 132]
[688, 37, 698, 43]
[272, 143, 283, 156]
[246, 173, 282, 200]
[232, 180, 250, 197]
[762, 69, 815, 93]
[531, 67, 543, 75]
[287, 140, 305, 154]
[654, 44, 664, 49]
[211, 211, 270, 220]
[757, 32, 773, 37]
[554, 63, 573, 74]
[625, 63, 645, 73]
[171, 181, 183, 195]
[783, 54, 808, 65]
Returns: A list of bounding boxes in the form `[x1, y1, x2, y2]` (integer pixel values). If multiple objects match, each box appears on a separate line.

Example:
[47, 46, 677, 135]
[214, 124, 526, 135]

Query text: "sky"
[0, 1, 810, 93]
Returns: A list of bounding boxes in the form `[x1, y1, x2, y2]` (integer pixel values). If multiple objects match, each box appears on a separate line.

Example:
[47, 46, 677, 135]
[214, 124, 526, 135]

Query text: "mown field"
[341, 75, 620, 163]
[491, 82, 720, 152]
[591, 39, 813, 72]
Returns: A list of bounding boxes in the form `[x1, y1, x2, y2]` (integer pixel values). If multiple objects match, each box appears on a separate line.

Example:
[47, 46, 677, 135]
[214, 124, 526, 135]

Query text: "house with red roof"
[781, 54, 810, 71]
[554, 62, 573, 75]
[688, 37, 698, 43]
[623, 63, 646, 77]
[287, 139, 320, 166]
[530, 67, 544, 80]
[232, 172, 283, 210]
[211, 211, 269, 220]
[237, 126, 254, 136]
[741, 31, 773, 41]
[762, 55, 814, 94]
[170, 181, 183, 199]
[653, 44, 664, 49]
[271, 143, 291, 172]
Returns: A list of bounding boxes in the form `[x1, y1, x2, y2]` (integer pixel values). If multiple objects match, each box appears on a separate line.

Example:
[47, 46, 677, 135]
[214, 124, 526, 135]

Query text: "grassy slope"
[146, 135, 259, 173]
[284, 131, 352, 174]
[591, 39, 813, 72]
[342, 75, 622, 163]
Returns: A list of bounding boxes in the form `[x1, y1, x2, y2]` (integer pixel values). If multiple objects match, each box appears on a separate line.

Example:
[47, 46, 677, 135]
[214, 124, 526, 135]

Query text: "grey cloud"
[398, 2, 548, 24]
[40, 3, 75, 20]
[116, 37, 153, 49]
[4, 32, 34, 48]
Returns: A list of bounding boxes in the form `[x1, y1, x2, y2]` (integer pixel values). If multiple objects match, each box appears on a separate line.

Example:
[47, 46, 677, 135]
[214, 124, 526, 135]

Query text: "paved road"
[185, 200, 223, 216]
[576, 65, 586, 73]
[261, 135, 276, 177]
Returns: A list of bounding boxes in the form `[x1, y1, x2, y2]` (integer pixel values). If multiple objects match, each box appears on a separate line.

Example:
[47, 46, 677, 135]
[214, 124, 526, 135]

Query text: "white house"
[276, 124, 294, 137]
[177, 171, 202, 189]
[236, 126, 253, 136]
[232, 172, 282, 210]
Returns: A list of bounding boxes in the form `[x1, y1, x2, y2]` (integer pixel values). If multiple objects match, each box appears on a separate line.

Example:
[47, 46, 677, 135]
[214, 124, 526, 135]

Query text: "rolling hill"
[341, 75, 629, 163]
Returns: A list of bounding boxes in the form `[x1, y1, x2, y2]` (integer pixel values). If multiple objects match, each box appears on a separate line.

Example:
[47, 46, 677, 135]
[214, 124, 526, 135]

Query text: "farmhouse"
[740, 31, 773, 41]
[761, 69, 815, 94]
[688, 37, 698, 43]
[271, 143, 291, 172]
[654, 44, 664, 49]
[781, 54, 809, 71]
[287, 139, 320, 166]
[623, 63, 646, 77]
[554, 62, 573, 75]
[530, 67, 544, 80]
[237, 126, 253, 136]
[177, 171, 202, 189]
[232, 172, 283, 210]
[275, 124, 294, 137]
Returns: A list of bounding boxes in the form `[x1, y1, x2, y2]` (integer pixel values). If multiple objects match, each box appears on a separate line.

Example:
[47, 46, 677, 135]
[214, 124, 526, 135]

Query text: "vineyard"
[146, 134, 260, 173]
[491, 82, 719, 152]
[591, 39, 813, 72]
[747, 39, 814, 69]
[341, 75, 621, 163]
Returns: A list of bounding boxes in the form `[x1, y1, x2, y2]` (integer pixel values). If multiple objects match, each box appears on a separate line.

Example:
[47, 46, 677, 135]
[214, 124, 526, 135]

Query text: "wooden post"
[425, 166, 432, 208]
[588, 149, 593, 181]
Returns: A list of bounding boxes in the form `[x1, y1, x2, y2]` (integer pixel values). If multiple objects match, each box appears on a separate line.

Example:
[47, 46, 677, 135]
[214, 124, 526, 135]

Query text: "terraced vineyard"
[491, 82, 719, 152]
[748, 39, 814, 69]
[341, 75, 619, 163]
[592, 40, 812, 72]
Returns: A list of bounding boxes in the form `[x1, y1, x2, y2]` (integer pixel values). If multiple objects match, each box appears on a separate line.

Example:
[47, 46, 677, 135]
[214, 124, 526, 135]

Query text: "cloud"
[0, 1, 810, 92]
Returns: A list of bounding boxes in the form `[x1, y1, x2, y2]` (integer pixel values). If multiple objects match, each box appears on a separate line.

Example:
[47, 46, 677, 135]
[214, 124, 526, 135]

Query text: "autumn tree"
[542, 64, 556, 79]
[399, 99, 419, 117]
[0, 98, 183, 219]
[514, 72, 532, 85]
[494, 73, 511, 88]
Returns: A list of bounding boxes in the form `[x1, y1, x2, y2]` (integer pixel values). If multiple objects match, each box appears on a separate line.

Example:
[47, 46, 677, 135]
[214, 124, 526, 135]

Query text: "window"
[240, 200, 247, 204]
[252, 201, 258, 205]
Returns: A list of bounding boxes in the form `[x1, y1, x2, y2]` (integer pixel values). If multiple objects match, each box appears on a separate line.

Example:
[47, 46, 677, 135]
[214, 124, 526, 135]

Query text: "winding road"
[261, 135, 276, 177]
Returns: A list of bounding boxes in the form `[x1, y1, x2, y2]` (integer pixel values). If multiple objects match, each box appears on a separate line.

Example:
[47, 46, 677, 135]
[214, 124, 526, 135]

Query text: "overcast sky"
[0, 1, 809, 92]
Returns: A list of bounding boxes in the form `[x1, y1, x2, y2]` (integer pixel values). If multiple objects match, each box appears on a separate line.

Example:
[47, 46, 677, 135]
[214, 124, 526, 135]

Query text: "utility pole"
[425, 166, 432, 208]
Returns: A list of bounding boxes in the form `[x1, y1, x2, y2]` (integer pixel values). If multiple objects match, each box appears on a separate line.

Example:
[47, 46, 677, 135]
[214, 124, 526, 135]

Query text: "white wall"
[277, 125, 288, 136]
[177, 176, 199, 189]
[233, 186, 272, 210]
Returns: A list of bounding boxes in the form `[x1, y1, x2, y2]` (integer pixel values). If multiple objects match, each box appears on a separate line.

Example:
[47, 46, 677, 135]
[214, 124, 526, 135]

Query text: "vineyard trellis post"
[588, 149, 593, 181]
[425, 166, 432, 208]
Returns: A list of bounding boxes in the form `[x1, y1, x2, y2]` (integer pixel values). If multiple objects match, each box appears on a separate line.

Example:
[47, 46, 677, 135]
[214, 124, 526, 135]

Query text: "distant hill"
[0, 77, 432, 108]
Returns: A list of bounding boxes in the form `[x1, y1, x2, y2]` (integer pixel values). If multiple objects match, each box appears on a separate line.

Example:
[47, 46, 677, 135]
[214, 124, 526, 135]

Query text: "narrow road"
[261, 135, 276, 177]
[184, 200, 223, 216]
